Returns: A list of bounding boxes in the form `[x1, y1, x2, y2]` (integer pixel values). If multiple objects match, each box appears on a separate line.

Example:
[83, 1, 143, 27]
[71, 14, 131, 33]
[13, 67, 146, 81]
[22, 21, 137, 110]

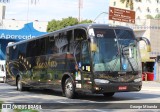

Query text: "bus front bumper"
[93, 82, 142, 94]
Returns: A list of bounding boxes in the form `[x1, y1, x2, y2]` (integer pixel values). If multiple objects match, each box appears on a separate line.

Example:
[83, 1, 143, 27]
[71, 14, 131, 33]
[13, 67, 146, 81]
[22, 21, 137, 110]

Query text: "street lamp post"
[92, 12, 109, 23]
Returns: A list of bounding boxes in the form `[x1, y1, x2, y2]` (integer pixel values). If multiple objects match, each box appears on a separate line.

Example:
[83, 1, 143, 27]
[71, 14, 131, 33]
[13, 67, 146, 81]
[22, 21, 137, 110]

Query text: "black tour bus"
[6, 24, 151, 98]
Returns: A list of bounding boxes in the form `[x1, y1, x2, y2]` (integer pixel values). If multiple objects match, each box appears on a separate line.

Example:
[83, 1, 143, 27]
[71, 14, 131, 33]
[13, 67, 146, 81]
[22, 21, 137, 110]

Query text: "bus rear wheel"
[17, 77, 24, 91]
[103, 92, 115, 97]
[64, 77, 75, 99]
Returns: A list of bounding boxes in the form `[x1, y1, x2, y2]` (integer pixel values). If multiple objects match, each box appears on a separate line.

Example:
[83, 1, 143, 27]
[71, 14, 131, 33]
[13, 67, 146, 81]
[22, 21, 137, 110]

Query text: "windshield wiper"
[113, 30, 122, 71]
[121, 46, 135, 72]
[113, 30, 135, 72]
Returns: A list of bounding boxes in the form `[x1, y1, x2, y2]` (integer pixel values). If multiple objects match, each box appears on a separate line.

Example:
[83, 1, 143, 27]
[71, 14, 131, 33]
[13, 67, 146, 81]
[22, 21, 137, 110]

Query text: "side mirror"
[136, 37, 151, 52]
[146, 45, 151, 52]
[90, 43, 97, 52]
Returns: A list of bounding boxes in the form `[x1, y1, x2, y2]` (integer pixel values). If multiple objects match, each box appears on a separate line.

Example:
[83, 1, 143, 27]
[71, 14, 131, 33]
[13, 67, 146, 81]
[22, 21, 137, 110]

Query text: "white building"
[0, 19, 48, 32]
[109, 0, 160, 62]
[109, 0, 160, 24]
[0, 3, 48, 60]
[0, 3, 48, 32]
[109, 1, 160, 81]
[0, 3, 5, 20]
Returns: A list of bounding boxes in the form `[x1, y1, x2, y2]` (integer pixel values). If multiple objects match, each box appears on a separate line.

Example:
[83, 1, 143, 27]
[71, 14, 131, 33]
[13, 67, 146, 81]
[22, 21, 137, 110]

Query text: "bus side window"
[11, 45, 19, 60]
[67, 30, 74, 53]
[9, 47, 12, 60]
[74, 29, 87, 41]
[81, 41, 90, 64]
[74, 43, 81, 64]
[36, 38, 46, 56]
[18, 43, 27, 58]
[58, 32, 68, 53]
[26, 40, 36, 57]
[47, 36, 58, 54]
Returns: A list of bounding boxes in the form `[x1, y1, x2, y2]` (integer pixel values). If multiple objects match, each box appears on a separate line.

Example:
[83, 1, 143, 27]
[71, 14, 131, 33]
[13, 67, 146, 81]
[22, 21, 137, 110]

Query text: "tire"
[103, 92, 115, 97]
[64, 77, 75, 99]
[17, 77, 24, 91]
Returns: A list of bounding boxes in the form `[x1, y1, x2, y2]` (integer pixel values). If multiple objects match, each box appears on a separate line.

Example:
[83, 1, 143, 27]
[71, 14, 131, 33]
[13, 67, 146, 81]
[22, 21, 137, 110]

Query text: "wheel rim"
[18, 80, 22, 90]
[65, 81, 73, 95]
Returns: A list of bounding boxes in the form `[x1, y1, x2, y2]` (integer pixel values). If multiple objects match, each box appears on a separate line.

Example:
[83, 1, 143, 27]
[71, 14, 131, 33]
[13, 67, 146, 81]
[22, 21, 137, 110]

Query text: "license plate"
[118, 86, 127, 90]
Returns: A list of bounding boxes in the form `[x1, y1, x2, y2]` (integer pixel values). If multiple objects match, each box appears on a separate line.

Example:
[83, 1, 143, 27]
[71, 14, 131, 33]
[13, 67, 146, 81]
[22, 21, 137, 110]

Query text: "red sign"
[109, 7, 135, 24]
[118, 86, 127, 90]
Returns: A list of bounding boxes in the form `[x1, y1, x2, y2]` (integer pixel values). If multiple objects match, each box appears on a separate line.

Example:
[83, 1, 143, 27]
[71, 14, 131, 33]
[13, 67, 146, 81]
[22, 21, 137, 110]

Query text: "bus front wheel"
[103, 92, 115, 97]
[64, 77, 75, 99]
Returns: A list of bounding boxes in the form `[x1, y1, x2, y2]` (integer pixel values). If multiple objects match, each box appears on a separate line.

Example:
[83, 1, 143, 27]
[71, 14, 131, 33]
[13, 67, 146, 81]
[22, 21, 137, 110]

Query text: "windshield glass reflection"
[92, 28, 141, 72]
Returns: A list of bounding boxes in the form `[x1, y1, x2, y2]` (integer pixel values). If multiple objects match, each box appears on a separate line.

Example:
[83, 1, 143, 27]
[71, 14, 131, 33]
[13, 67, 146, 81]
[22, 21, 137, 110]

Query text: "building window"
[156, 0, 159, 3]
[146, 0, 151, 3]
[135, 0, 142, 2]
[137, 7, 141, 12]
[113, 1, 116, 6]
[147, 7, 150, 12]
[156, 8, 159, 13]
[137, 16, 140, 19]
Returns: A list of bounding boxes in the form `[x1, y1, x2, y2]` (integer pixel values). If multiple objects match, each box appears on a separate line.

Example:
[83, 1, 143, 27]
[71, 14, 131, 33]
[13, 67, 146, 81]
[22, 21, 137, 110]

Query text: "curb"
[141, 87, 160, 91]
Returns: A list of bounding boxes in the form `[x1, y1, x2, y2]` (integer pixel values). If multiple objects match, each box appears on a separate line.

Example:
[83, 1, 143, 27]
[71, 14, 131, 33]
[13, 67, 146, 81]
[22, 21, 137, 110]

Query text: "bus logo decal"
[35, 61, 57, 69]
[123, 64, 127, 70]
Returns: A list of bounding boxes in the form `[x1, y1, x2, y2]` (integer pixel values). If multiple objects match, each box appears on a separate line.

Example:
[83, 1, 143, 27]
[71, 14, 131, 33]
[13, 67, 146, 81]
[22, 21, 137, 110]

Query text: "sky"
[4, 0, 109, 23]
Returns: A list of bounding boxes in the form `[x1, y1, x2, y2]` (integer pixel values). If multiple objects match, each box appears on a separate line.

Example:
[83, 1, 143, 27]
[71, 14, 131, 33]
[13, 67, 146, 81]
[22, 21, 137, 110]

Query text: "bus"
[6, 24, 151, 98]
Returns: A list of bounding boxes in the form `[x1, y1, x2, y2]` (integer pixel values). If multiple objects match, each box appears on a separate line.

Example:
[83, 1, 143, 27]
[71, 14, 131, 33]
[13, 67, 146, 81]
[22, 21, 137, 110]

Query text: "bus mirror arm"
[136, 37, 151, 52]
[74, 63, 83, 72]
[78, 67, 83, 72]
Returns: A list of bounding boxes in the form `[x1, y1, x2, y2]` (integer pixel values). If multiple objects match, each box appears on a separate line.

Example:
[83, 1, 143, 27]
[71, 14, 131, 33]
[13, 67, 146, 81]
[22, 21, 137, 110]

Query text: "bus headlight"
[134, 78, 142, 82]
[94, 79, 109, 84]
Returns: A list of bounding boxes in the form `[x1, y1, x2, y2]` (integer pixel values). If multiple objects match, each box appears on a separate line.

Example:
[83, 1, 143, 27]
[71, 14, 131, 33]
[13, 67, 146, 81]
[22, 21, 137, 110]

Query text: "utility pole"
[78, 0, 83, 22]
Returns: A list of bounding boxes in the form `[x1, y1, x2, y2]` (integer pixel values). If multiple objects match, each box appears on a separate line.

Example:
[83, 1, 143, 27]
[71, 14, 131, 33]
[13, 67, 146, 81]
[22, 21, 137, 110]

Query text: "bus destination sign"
[109, 7, 135, 24]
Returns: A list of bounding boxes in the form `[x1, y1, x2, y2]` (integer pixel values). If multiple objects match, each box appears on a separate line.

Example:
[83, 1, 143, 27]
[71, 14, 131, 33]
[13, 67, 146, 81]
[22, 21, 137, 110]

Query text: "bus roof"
[7, 23, 133, 47]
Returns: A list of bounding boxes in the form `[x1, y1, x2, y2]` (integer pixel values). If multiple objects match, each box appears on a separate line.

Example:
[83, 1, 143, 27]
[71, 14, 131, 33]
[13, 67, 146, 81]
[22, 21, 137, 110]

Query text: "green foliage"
[0, 101, 3, 111]
[146, 15, 154, 19]
[47, 17, 92, 32]
[120, 0, 125, 3]
[120, 0, 134, 10]
[79, 19, 92, 24]
[155, 14, 160, 19]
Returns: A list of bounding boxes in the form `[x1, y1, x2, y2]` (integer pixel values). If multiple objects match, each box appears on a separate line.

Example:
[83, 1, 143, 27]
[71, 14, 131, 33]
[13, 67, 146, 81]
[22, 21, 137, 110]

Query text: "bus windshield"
[91, 28, 141, 72]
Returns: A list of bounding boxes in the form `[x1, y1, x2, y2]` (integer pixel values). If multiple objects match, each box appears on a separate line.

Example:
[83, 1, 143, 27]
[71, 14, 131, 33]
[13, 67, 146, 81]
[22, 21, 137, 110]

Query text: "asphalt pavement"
[142, 81, 160, 91]
[1, 81, 160, 112]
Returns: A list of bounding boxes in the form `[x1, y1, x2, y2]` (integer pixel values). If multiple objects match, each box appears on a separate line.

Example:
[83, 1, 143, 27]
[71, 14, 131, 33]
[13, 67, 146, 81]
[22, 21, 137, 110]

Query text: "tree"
[47, 17, 92, 32]
[146, 15, 154, 19]
[80, 19, 92, 24]
[155, 14, 160, 19]
[120, 0, 134, 10]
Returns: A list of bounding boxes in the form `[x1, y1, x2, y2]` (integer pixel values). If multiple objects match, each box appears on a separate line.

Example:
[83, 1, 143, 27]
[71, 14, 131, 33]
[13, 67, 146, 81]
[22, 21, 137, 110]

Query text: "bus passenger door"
[74, 41, 92, 90]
